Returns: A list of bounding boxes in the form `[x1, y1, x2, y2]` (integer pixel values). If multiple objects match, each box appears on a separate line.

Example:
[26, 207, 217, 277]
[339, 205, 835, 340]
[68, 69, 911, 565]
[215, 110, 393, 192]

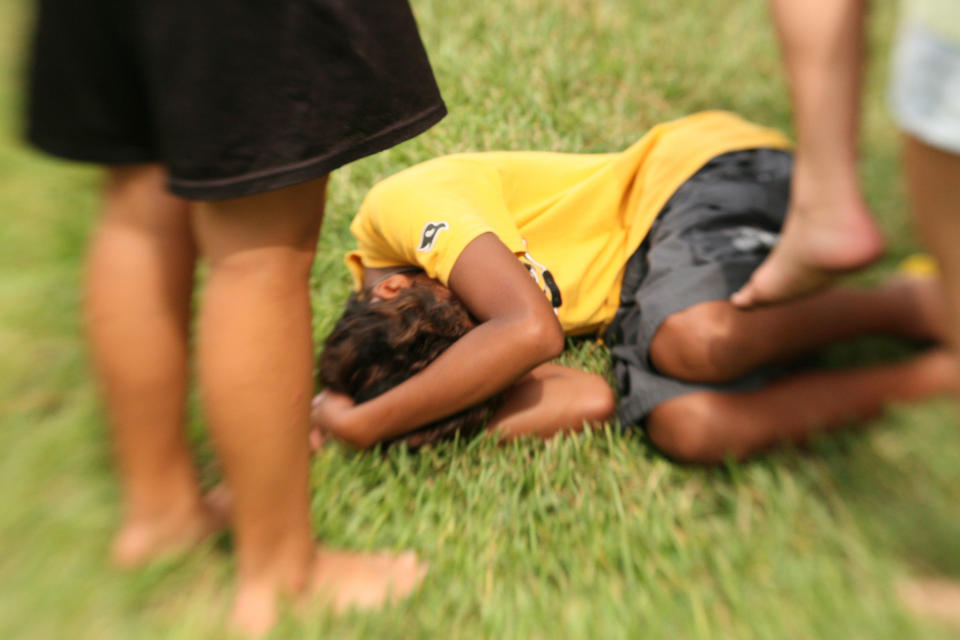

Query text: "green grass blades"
[3, 0, 959, 638]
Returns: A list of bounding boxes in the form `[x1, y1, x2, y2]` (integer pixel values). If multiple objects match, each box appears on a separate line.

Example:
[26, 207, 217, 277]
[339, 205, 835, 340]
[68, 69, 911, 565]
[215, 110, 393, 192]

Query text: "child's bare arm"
[314, 363, 616, 446]
[487, 363, 616, 440]
[314, 233, 566, 447]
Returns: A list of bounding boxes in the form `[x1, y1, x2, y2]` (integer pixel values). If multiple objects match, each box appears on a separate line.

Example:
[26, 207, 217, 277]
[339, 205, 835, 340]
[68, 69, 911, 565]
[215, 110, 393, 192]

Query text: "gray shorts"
[889, 21, 960, 154]
[606, 148, 792, 426]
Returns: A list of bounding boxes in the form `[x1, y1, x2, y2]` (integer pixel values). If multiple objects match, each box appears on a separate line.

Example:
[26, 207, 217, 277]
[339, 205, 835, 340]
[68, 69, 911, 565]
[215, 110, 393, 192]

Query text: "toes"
[230, 583, 278, 637]
[730, 281, 758, 308]
[732, 255, 838, 309]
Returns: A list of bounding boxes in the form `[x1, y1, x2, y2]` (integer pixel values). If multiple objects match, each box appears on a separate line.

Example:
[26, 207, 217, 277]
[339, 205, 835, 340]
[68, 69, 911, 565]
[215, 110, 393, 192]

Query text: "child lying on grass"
[311, 111, 957, 462]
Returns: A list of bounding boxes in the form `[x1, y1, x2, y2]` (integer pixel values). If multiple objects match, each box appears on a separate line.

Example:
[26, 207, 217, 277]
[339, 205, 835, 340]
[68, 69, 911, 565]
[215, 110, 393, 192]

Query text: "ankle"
[237, 538, 316, 597]
[790, 158, 863, 206]
[122, 479, 206, 524]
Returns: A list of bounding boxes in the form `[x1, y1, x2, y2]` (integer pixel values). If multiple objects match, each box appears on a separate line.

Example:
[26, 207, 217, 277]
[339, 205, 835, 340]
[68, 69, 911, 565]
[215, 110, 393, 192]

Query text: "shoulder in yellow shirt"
[347, 111, 789, 335]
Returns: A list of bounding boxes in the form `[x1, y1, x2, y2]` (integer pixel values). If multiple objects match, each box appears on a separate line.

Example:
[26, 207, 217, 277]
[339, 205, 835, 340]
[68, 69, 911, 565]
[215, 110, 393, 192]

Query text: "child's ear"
[372, 273, 416, 300]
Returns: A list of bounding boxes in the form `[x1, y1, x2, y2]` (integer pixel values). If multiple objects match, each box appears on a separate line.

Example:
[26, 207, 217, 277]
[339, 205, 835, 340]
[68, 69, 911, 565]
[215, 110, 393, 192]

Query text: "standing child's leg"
[647, 349, 959, 463]
[192, 179, 320, 632]
[191, 177, 424, 635]
[86, 165, 224, 567]
[905, 135, 960, 391]
[730, 0, 885, 308]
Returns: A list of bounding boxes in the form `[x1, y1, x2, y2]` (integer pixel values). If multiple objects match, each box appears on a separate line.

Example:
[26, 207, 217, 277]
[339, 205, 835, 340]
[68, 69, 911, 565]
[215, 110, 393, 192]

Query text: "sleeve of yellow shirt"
[347, 156, 526, 288]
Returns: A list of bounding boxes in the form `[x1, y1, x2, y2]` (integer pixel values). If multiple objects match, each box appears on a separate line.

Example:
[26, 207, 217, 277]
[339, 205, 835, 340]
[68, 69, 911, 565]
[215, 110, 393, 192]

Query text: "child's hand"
[310, 391, 368, 448]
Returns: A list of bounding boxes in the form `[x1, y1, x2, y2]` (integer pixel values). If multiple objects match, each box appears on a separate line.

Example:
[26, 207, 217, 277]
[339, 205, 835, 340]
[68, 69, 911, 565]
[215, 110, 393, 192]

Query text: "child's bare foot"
[310, 547, 427, 612]
[111, 485, 231, 568]
[897, 575, 960, 630]
[732, 198, 885, 308]
[229, 547, 428, 636]
[907, 349, 960, 397]
[230, 580, 277, 638]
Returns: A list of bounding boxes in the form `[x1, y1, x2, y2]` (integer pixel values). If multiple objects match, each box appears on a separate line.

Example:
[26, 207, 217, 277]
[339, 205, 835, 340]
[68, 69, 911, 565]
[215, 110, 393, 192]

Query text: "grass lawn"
[3, 0, 960, 638]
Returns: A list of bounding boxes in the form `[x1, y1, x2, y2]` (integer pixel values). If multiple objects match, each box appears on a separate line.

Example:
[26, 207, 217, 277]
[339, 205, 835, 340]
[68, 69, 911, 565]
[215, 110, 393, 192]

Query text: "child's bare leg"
[647, 349, 959, 463]
[192, 178, 424, 635]
[905, 135, 960, 393]
[86, 165, 223, 567]
[651, 278, 945, 384]
[193, 180, 319, 632]
[730, 0, 885, 308]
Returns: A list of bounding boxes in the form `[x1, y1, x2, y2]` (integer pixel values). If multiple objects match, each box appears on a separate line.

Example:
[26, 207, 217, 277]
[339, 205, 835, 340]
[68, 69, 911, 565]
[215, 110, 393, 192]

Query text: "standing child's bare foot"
[230, 580, 278, 638]
[732, 197, 885, 308]
[897, 575, 960, 631]
[111, 485, 231, 568]
[229, 547, 428, 636]
[309, 547, 427, 612]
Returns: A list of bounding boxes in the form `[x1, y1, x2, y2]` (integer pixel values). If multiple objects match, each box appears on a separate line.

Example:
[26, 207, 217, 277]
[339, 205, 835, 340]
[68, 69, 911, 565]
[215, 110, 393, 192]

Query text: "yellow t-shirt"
[347, 111, 790, 336]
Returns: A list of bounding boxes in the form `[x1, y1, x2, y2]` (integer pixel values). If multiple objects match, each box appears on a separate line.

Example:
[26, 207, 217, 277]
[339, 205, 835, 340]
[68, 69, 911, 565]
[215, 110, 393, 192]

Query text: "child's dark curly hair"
[318, 281, 499, 449]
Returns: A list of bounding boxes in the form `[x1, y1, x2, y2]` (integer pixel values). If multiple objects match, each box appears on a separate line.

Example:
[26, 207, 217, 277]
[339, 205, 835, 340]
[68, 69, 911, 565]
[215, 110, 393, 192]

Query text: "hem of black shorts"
[168, 102, 447, 201]
[616, 400, 647, 429]
[26, 128, 157, 166]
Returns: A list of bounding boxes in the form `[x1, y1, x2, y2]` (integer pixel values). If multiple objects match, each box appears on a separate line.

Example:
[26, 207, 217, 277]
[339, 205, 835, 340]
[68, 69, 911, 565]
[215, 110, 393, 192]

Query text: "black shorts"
[605, 148, 793, 426]
[27, 0, 446, 200]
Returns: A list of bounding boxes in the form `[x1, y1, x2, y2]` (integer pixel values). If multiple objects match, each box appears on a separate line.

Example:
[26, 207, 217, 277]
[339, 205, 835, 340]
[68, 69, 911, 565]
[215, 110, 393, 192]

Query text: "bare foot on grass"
[229, 547, 428, 636]
[732, 198, 885, 308]
[111, 485, 231, 568]
[310, 548, 427, 612]
[898, 575, 960, 631]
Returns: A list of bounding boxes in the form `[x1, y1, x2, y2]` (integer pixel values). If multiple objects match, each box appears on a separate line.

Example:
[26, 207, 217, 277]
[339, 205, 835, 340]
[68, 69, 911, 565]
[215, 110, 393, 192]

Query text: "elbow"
[522, 310, 565, 362]
[544, 322, 566, 360]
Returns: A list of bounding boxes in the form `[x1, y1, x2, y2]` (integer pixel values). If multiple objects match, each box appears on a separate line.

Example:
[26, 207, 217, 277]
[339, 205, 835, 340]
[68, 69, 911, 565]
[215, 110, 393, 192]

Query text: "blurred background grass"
[2, 0, 959, 638]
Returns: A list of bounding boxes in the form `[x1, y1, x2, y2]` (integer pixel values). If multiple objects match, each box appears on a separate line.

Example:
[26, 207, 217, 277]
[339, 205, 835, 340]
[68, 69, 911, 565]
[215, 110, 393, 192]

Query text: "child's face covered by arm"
[315, 233, 567, 448]
[316, 279, 496, 449]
